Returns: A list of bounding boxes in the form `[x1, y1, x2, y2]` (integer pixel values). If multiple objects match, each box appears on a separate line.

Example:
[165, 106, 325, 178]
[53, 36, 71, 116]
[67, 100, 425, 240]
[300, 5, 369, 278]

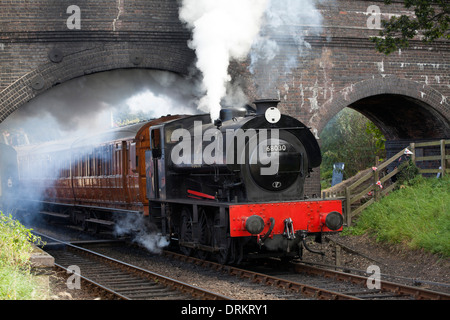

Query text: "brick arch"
[0, 43, 195, 124]
[313, 77, 450, 139]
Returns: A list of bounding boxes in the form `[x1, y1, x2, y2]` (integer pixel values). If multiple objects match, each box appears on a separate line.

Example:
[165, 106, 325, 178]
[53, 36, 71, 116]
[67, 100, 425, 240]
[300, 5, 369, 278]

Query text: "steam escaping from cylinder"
[114, 214, 169, 254]
[179, 0, 269, 120]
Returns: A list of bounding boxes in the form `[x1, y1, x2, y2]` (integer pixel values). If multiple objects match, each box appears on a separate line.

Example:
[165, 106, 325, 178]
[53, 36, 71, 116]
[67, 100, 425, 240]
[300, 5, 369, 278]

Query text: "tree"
[372, 0, 450, 55]
[320, 109, 386, 188]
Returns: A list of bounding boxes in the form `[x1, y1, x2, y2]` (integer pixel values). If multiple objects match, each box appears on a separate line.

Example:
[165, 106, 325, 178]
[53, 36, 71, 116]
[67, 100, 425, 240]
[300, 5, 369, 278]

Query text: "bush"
[0, 265, 40, 300]
[320, 109, 386, 181]
[395, 158, 420, 187]
[0, 212, 43, 299]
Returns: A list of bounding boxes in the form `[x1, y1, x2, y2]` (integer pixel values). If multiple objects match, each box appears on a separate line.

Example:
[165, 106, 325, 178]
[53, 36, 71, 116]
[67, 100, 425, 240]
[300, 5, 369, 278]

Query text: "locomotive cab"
[147, 126, 164, 200]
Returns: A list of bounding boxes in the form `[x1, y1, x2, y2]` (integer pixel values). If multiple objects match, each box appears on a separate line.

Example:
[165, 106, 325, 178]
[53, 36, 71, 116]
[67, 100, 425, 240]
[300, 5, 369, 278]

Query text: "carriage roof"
[14, 115, 190, 156]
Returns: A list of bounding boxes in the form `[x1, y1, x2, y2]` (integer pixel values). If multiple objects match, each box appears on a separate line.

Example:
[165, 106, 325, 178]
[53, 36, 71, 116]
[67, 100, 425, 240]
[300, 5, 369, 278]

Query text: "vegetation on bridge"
[373, 0, 450, 55]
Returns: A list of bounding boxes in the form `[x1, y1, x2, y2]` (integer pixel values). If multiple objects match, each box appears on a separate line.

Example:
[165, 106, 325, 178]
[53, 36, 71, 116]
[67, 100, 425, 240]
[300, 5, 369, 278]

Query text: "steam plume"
[179, 0, 269, 120]
[179, 0, 324, 113]
[250, 0, 324, 96]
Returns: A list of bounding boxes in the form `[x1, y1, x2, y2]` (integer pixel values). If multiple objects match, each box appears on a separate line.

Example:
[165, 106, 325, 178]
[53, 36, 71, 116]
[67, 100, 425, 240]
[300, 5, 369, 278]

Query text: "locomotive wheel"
[196, 208, 212, 260]
[179, 208, 193, 256]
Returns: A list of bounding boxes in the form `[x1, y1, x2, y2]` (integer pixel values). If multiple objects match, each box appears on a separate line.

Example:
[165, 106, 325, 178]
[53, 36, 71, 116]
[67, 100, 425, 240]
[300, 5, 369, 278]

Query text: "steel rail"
[35, 232, 231, 300]
[53, 262, 130, 300]
[293, 263, 450, 300]
[163, 251, 359, 300]
[163, 250, 450, 300]
[297, 259, 450, 290]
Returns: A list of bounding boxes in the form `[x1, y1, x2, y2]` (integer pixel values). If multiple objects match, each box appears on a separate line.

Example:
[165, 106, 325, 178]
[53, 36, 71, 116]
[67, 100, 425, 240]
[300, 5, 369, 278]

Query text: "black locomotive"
[146, 99, 343, 263]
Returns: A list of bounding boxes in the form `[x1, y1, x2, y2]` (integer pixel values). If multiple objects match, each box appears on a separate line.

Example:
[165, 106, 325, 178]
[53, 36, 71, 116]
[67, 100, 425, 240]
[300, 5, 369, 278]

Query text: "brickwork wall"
[0, 0, 193, 121]
[237, 1, 450, 137]
[1, 0, 449, 196]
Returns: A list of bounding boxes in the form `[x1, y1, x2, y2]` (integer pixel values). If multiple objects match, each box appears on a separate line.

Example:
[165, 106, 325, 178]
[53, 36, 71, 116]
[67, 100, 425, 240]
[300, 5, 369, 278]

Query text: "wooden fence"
[323, 139, 450, 227]
[411, 140, 450, 176]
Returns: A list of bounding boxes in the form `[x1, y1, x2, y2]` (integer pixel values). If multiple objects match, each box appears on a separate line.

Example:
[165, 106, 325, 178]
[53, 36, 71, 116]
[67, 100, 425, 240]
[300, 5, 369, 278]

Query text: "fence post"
[345, 187, 351, 227]
[374, 156, 380, 201]
[410, 143, 415, 165]
[441, 140, 446, 177]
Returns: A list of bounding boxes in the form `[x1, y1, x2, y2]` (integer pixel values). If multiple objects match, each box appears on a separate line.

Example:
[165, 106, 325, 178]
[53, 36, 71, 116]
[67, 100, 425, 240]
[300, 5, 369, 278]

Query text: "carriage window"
[77, 154, 82, 177]
[102, 145, 108, 176]
[83, 154, 88, 177]
[151, 129, 161, 149]
[115, 146, 122, 175]
[165, 124, 182, 144]
[151, 129, 162, 158]
[89, 152, 95, 176]
[106, 144, 113, 175]
[96, 147, 102, 176]
[73, 154, 78, 177]
[130, 142, 137, 171]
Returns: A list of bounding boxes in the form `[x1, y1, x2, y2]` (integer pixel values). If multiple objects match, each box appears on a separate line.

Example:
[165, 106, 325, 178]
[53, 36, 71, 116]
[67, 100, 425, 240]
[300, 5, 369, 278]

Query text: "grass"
[0, 212, 44, 299]
[345, 175, 450, 258]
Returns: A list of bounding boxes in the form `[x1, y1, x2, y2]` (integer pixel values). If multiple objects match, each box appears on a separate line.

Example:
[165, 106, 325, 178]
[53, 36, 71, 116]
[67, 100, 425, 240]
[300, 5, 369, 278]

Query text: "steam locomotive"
[7, 99, 343, 263]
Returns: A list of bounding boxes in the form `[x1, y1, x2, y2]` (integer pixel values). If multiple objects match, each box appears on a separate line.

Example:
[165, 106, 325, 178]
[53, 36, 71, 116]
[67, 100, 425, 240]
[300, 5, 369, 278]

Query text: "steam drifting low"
[114, 214, 169, 254]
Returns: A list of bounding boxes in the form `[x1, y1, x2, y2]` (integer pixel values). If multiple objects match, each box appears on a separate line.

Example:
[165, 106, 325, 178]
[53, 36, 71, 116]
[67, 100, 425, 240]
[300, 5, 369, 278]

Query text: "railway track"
[163, 251, 450, 300]
[33, 229, 449, 301]
[35, 232, 230, 300]
[291, 263, 450, 300]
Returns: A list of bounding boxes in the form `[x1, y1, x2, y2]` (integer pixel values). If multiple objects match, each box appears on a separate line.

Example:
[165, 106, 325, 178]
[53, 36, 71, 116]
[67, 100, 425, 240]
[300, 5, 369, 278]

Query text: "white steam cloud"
[179, 0, 324, 115]
[114, 214, 169, 254]
[250, 0, 324, 95]
[0, 69, 199, 144]
[179, 0, 269, 120]
[0, 69, 199, 247]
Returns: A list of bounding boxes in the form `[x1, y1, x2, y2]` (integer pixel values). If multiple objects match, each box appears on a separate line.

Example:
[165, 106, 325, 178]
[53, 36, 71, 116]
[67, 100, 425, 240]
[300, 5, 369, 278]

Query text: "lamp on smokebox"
[253, 99, 281, 124]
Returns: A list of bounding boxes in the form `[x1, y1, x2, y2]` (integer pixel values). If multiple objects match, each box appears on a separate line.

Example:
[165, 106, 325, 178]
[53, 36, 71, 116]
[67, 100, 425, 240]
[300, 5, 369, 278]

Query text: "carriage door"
[146, 127, 165, 200]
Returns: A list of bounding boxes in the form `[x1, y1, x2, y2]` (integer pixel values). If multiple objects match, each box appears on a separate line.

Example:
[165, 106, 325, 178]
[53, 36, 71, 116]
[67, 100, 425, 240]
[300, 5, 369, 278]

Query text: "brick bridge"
[1, 0, 449, 195]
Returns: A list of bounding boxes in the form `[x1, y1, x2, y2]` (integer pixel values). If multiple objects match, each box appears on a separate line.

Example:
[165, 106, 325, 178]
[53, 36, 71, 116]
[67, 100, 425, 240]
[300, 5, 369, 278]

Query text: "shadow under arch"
[0, 44, 195, 124]
[314, 77, 450, 140]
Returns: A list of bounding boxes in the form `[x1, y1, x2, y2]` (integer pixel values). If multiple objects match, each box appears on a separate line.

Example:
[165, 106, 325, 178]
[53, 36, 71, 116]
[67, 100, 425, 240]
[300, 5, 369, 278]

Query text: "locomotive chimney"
[253, 99, 280, 114]
[219, 107, 247, 122]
